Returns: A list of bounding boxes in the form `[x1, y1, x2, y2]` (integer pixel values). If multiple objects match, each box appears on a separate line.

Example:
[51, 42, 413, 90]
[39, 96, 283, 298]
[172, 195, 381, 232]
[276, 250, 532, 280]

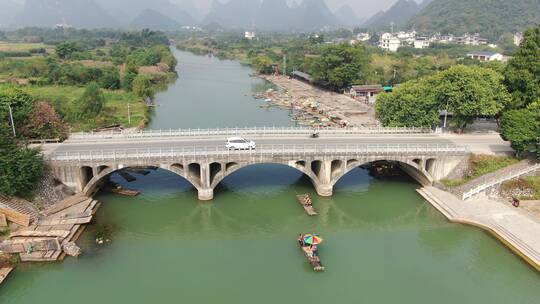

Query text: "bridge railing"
[462, 163, 540, 200]
[46, 143, 468, 163]
[68, 126, 433, 141]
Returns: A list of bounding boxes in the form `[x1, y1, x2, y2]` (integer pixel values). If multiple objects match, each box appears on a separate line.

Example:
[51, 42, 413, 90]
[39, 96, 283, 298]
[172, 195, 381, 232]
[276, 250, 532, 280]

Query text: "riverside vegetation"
[176, 26, 539, 157]
[0, 28, 178, 132]
[0, 28, 178, 199]
[173, 31, 501, 91]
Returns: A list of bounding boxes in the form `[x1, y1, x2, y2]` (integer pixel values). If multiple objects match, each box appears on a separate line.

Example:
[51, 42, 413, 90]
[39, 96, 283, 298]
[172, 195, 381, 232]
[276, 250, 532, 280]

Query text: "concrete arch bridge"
[47, 142, 468, 201]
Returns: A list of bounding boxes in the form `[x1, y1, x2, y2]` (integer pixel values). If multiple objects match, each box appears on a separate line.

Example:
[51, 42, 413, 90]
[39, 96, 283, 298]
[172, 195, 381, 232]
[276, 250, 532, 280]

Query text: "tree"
[132, 74, 154, 99]
[0, 87, 35, 133]
[376, 77, 440, 128]
[435, 65, 510, 130]
[0, 125, 44, 197]
[311, 44, 370, 90]
[122, 72, 137, 91]
[20, 101, 69, 140]
[251, 55, 274, 74]
[77, 83, 104, 118]
[99, 67, 121, 90]
[55, 42, 78, 59]
[500, 109, 539, 155]
[504, 25, 540, 109]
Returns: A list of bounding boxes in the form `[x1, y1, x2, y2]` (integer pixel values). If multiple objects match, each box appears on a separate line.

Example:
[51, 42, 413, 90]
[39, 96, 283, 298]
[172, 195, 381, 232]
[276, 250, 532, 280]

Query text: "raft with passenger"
[297, 234, 325, 272]
[296, 194, 318, 216]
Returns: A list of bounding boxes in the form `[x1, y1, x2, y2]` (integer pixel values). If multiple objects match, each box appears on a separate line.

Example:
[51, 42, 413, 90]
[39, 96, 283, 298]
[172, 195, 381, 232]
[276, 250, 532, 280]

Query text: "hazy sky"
[11, 0, 419, 19]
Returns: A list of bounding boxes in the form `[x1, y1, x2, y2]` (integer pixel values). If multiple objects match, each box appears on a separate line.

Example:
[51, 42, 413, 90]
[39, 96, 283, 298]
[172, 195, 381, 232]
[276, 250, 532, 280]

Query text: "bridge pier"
[314, 183, 333, 197]
[198, 188, 214, 201]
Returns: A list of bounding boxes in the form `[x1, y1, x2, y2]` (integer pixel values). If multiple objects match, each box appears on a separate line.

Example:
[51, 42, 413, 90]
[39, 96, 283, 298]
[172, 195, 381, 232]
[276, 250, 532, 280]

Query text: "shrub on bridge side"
[0, 125, 44, 198]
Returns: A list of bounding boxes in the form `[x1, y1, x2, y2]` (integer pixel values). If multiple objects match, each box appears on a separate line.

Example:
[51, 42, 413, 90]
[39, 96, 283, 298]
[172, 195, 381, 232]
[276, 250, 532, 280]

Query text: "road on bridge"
[41, 132, 512, 156]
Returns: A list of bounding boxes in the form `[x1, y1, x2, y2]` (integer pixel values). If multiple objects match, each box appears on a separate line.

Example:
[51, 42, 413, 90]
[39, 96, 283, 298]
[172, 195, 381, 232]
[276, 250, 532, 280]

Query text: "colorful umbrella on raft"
[303, 234, 323, 245]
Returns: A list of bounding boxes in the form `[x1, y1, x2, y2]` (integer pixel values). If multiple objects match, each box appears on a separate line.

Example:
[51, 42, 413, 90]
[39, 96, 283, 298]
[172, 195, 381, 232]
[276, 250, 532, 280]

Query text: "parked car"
[226, 137, 256, 150]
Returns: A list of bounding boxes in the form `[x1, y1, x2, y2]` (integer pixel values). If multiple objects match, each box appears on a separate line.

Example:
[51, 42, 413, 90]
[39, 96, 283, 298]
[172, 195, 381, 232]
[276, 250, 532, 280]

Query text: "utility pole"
[443, 100, 449, 130]
[390, 22, 395, 34]
[283, 54, 287, 77]
[127, 103, 131, 127]
[8, 104, 16, 137]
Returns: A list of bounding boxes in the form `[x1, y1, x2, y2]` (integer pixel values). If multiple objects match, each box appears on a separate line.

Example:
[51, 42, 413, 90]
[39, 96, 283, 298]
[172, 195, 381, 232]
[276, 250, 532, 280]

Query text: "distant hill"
[363, 0, 423, 29]
[334, 5, 364, 27]
[293, 0, 341, 30]
[13, 0, 118, 28]
[96, 0, 196, 27]
[0, 0, 22, 28]
[255, 0, 294, 31]
[203, 0, 342, 31]
[203, 0, 259, 29]
[407, 0, 540, 40]
[130, 9, 181, 31]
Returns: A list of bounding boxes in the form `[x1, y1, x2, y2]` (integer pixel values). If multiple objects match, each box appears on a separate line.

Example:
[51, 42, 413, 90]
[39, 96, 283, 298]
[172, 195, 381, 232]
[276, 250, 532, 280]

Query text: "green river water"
[1, 50, 540, 303]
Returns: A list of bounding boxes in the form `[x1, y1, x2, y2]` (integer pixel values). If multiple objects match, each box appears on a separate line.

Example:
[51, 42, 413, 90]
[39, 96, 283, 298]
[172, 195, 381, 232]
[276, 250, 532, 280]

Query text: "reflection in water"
[3, 165, 540, 304]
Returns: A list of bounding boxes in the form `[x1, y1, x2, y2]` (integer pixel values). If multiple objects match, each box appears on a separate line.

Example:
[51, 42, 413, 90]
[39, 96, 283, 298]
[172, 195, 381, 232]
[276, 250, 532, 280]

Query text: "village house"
[455, 33, 488, 46]
[379, 33, 401, 52]
[349, 85, 383, 104]
[292, 71, 313, 83]
[466, 51, 504, 62]
[514, 32, 524, 46]
[356, 33, 371, 42]
[244, 31, 256, 40]
[414, 37, 430, 49]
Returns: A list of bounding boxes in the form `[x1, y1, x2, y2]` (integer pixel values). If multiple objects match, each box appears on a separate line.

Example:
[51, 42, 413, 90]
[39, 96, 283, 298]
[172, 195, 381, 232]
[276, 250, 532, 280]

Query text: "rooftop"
[467, 51, 501, 56]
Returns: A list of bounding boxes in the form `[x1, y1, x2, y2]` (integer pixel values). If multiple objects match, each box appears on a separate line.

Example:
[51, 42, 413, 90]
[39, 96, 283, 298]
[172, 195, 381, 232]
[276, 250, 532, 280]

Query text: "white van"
[225, 137, 256, 150]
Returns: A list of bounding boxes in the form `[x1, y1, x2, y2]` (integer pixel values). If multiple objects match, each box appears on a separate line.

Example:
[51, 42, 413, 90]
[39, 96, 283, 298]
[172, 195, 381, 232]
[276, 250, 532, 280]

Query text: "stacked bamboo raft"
[2, 195, 100, 262]
[0, 267, 14, 285]
[296, 194, 318, 216]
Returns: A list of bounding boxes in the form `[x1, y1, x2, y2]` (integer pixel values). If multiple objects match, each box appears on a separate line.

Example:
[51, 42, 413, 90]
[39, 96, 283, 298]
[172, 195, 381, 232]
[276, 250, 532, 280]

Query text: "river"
[1, 49, 540, 303]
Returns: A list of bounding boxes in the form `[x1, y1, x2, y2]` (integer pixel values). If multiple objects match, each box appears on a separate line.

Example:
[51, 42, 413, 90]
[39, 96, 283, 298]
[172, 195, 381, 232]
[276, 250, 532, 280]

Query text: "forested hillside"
[408, 0, 540, 40]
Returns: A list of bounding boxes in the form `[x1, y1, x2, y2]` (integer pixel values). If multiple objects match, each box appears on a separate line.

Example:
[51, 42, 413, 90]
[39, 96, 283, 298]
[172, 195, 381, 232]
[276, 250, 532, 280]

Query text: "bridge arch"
[71, 156, 438, 201]
[82, 165, 202, 197]
[331, 159, 433, 188]
[209, 161, 319, 191]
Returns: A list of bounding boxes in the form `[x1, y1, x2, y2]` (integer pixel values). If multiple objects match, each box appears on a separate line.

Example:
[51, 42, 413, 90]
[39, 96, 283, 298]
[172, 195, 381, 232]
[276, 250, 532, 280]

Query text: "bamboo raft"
[104, 185, 140, 197]
[296, 194, 318, 216]
[299, 244, 325, 272]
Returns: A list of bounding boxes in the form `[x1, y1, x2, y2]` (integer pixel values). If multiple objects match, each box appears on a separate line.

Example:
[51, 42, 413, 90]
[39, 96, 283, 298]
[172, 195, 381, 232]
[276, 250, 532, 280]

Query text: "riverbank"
[418, 186, 540, 271]
[260, 75, 378, 128]
[0, 195, 100, 286]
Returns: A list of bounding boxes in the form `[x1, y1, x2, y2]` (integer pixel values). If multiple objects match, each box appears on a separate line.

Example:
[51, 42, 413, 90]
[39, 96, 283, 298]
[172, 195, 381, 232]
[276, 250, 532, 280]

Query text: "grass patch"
[21, 85, 148, 131]
[0, 42, 53, 53]
[441, 154, 520, 188]
[502, 176, 540, 200]
[0, 229, 9, 238]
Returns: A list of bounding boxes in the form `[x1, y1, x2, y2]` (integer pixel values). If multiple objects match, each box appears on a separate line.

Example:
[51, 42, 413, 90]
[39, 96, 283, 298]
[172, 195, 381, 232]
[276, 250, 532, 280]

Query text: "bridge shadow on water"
[88, 162, 432, 239]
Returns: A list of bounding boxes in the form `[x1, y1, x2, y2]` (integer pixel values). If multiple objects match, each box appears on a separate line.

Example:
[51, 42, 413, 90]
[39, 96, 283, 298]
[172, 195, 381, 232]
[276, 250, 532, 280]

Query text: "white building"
[244, 31, 256, 40]
[514, 32, 524, 46]
[356, 33, 371, 42]
[379, 33, 401, 52]
[414, 37, 430, 49]
[396, 30, 416, 44]
[455, 33, 488, 46]
[466, 51, 504, 62]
